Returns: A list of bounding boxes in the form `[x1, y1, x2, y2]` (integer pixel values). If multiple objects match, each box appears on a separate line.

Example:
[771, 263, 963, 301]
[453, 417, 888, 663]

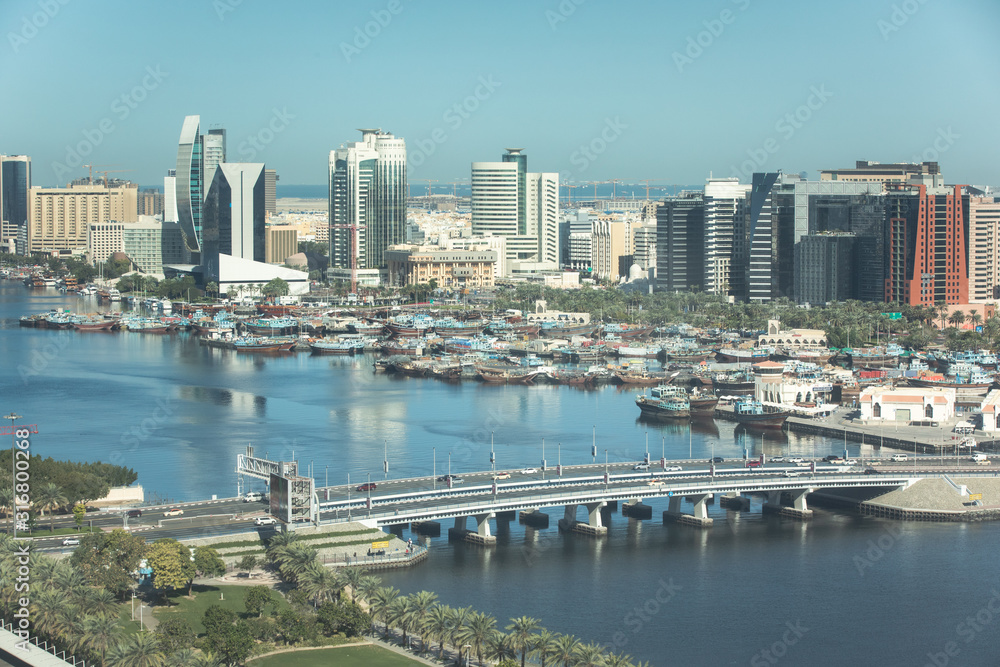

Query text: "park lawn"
[26, 525, 101, 537]
[151, 584, 289, 635]
[250, 644, 422, 666]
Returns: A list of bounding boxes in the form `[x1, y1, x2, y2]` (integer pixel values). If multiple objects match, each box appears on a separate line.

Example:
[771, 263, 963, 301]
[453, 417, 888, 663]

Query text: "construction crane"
[606, 178, 621, 200]
[562, 183, 578, 205]
[418, 179, 439, 197]
[639, 179, 658, 200]
[101, 169, 133, 187]
[81, 164, 121, 185]
[330, 223, 365, 294]
[0, 423, 38, 436]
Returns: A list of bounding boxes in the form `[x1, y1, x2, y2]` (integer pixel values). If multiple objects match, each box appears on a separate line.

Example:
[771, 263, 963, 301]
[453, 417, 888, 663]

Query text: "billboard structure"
[269, 471, 317, 527]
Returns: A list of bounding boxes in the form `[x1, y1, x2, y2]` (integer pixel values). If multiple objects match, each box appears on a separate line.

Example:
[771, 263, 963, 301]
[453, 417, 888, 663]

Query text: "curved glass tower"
[176, 115, 203, 255]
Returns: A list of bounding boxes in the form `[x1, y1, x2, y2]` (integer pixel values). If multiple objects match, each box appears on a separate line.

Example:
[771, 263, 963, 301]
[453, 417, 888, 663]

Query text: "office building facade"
[265, 169, 278, 215]
[794, 233, 855, 305]
[175, 115, 204, 254]
[703, 178, 750, 296]
[265, 226, 298, 264]
[28, 184, 137, 254]
[968, 196, 1000, 302]
[656, 192, 705, 293]
[201, 163, 266, 281]
[1, 155, 31, 249]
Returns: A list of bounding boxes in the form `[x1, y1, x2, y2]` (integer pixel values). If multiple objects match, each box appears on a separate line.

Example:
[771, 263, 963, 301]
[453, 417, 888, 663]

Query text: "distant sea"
[277, 184, 327, 199]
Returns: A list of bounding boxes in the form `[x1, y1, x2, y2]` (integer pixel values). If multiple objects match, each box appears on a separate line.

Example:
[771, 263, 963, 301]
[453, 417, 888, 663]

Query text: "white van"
[243, 492, 263, 502]
[890, 454, 908, 462]
[971, 453, 988, 463]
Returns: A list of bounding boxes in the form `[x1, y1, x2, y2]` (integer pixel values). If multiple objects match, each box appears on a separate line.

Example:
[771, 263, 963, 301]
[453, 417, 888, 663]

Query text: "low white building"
[859, 386, 955, 423]
[980, 390, 1000, 432]
[758, 319, 827, 349]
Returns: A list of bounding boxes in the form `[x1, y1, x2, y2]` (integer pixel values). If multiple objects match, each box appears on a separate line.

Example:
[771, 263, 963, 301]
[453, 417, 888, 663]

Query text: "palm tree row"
[0, 534, 219, 666]
[362, 582, 646, 667]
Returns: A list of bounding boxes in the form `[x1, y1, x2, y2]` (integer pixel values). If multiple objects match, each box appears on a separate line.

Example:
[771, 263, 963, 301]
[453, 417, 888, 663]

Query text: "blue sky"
[3, 0, 998, 188]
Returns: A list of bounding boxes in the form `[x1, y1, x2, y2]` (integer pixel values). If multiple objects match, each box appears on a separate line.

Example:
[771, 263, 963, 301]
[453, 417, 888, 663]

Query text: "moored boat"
[731, 398, 789, 429]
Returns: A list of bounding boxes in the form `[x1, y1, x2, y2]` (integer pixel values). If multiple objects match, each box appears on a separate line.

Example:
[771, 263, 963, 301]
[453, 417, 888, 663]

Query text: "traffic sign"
[969, 493, 982, 501]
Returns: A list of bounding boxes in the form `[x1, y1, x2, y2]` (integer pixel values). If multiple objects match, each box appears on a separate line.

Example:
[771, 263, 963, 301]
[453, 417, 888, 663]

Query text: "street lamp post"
[5, 413, 21, 538]
[433, 447, 436, 490]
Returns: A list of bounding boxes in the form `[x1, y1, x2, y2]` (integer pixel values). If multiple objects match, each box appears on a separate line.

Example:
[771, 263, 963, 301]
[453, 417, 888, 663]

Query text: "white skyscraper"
[163, 171, 178, 223]
[703, 177, 751, 295]
[471, 149, 558, 273]
[202, 129, 226, 200]
[328, 129, 407, 272]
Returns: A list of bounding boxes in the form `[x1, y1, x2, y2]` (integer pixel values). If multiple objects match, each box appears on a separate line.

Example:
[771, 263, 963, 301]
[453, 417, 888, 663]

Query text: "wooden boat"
[635, 386, 690, 420]
[476, 365, 539, 384]
[233, 336, 296, 352]
[731, 398, 789, 429]
[613, 369, 672, 386]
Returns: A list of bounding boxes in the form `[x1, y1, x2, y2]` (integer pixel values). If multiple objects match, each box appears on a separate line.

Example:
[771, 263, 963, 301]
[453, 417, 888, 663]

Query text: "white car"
[254, 516, 276, 526]
[770, 456, 785, 462]
[844, 459, 858, 466]
[632, 463, 650, 471]
[783, 471, 802, 478]
[796, 461, 811, 467]
[62, 538, 80, 546]
[890, 454, 908, 462]
[163, 508, 184, 517]
[787, 457, 804, 464]
[519, 467, 537, 475]
[664, 465, 683, 472]
[647, 478, 666, 486]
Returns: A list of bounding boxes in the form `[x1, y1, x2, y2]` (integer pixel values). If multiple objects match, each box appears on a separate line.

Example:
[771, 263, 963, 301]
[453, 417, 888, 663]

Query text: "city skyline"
[2, 0, 998, 188]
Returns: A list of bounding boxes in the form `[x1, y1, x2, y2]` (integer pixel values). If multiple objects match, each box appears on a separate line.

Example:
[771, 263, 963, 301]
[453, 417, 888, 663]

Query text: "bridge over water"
[239, 448, 994, 545]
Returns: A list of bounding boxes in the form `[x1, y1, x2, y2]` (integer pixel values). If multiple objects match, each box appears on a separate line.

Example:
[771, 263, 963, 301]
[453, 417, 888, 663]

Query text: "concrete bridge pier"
[448, 514, 498, 545]
[622, 498, 652, 519]
[558, 502, 609, 536]
[763, 488, 814, 520]
[719, 493, 751, 511]
[519, 509, 550, 528]
[663, 493, 714, 527]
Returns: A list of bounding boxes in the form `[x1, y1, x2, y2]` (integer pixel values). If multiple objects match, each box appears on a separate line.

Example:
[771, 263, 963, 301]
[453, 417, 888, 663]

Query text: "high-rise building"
[1, 155, 31, 248]
[175, 115, 204, 254]
[265, 169, 278, 215]
[471, 149, 558, 273]
[265, 226, 297, 264]
[885, 184, 968, 306]
[138, 189, 164, 216]
[163, 171, 178, 223]
[560, 209, 593, 271]
[201, 163, 266, 281]
[328, 129, 407, 275]
[968, 196, 1000, 302]
[656, 192, 704, 293]
[591, 219, 632, 282]
[202, 128, 226, 198]
[632, 221, 657, 272]
[123, 219, 184, 275]
[27, 183, 137, 254]
[794, 233, 855, 305]
[702, 178, 750, 296]
[820, 160, 940, 188]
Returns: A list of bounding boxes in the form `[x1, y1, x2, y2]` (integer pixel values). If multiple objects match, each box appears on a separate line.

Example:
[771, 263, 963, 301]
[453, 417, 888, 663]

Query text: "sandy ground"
[864, 476, 1000, 511]
[276, 198, 325, 212]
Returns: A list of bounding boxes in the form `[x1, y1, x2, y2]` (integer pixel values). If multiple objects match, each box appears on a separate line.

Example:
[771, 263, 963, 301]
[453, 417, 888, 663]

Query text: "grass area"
[208, 528, 383, 551]
[151, 584, 289, 635]
[250, 644, 422, 666]
[25, 525, 100, 538]
[117, 602, 143, 635]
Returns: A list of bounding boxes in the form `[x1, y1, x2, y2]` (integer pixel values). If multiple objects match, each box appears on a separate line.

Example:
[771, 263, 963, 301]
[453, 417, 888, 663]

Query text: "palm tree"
[86, 588, 121, 618]
[948, 310, 966, 330]
[531, 628, 560, 667]
[486, 631, 518, 663]
[82, 613, 123, 665]
[574, 641, 607, 667]
[408, 590, 438, 652]
[450, 606, 473, 665]
[506, 616, 541, 667]
[356, 574, 381, 604]
[297, 562, 344, 607]
[370, 586, 400, 638]
[273, 542, 317, 583]
[106, 632, 166, 667]
[969, 310, 983, 331]
[385, 595, 413, 646]
[425, 604, 453, 661]
[0, 485, 13, 522]
[462, 611, 497, 666]
[340, 566, 365, 602]
[31, 588, 70, 640]
[550, 634, 581, 667]
[604, 653, 636, 667]
[205, 281, 218, 300]
[33, 482, 67, 532]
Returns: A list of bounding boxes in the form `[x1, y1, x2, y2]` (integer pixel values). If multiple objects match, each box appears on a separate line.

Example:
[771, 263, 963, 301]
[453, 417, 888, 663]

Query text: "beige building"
[385, 244, 496, 289]
[968, 196, 1000, 302]
[138, 190, 164, 217]
[28, 183, 137, 253]
[819, 160, 940, 188]
[88, 222, 125, 264]
[591, 219, 632, 282]
[266, 227, 298, 264]
[88, 218, 184, 275]
[859, 385, 955, 423]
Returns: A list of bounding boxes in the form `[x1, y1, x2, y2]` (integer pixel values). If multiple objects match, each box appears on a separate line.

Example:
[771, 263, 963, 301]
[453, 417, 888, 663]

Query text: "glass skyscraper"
[176, 115, 204, 255]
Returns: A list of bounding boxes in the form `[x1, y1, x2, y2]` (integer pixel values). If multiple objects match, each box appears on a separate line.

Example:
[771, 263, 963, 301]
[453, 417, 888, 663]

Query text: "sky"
[3, 0, 999, 189]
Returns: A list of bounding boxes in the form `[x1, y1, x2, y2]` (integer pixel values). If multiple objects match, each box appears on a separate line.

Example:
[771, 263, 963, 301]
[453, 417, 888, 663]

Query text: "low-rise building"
[859, 386, 955, 423]
[757, 320, 828, 349]
[980, 390, 1000, 432]
[385, 244, 496, 289]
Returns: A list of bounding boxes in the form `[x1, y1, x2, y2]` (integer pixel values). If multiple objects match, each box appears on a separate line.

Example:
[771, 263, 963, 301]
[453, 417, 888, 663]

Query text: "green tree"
[106, 632, 166, 667]
[70, 529, 147, 599]
[205, 281, 218, 299]
[156, 617, 196, 654]
[72, 502, 86, 529]
[506, 616, 541, 667]
[236, 554, 258, 579]
[262, 277, 290, 299]
[81, 613, 123, 664]
[317, 599, 370, 638]
[461, 611, 497, 667]
[147, 539, 194, 599]
[33, 482, 67, 532]
[244, 585, 274, 618]
[276, 607, 316, 645]
[948, 310, 966, 329]
[551, 634, 582, 667]
[531, 627, 560, 667]
[202, 605, 237, 638]
[192, 547, 226, 593]
[425, 604, 453, 661]
[408, 590, 438, 652]
[297, 561, 343, 607]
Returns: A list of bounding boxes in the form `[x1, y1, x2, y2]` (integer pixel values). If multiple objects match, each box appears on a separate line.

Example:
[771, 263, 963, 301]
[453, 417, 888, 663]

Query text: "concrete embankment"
[812, 477, 1000, 522]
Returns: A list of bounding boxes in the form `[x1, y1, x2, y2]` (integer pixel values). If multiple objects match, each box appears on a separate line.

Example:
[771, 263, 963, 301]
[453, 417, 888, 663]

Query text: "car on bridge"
[648, 479, 666, 486]
[356, 482, 377, 492]
[783, 471, 802, 478]
[633, 463, 650, 471]
[437, 474, 463, 483]
[127, 509, 142, 518]
[890, 454, 908, 462]
[711, 456, 725, 464]
[254, 516, 276, 526]
[243, 492, 264, 502]
[770, 456, 785, 462]
[163, 508, 184, 516]
[493, 472, 511, 480]
[745, 460, 762, 469]
[664, 465, 683, 472]
[519, 467, 538, 475]
[787, 457, 804, 464]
